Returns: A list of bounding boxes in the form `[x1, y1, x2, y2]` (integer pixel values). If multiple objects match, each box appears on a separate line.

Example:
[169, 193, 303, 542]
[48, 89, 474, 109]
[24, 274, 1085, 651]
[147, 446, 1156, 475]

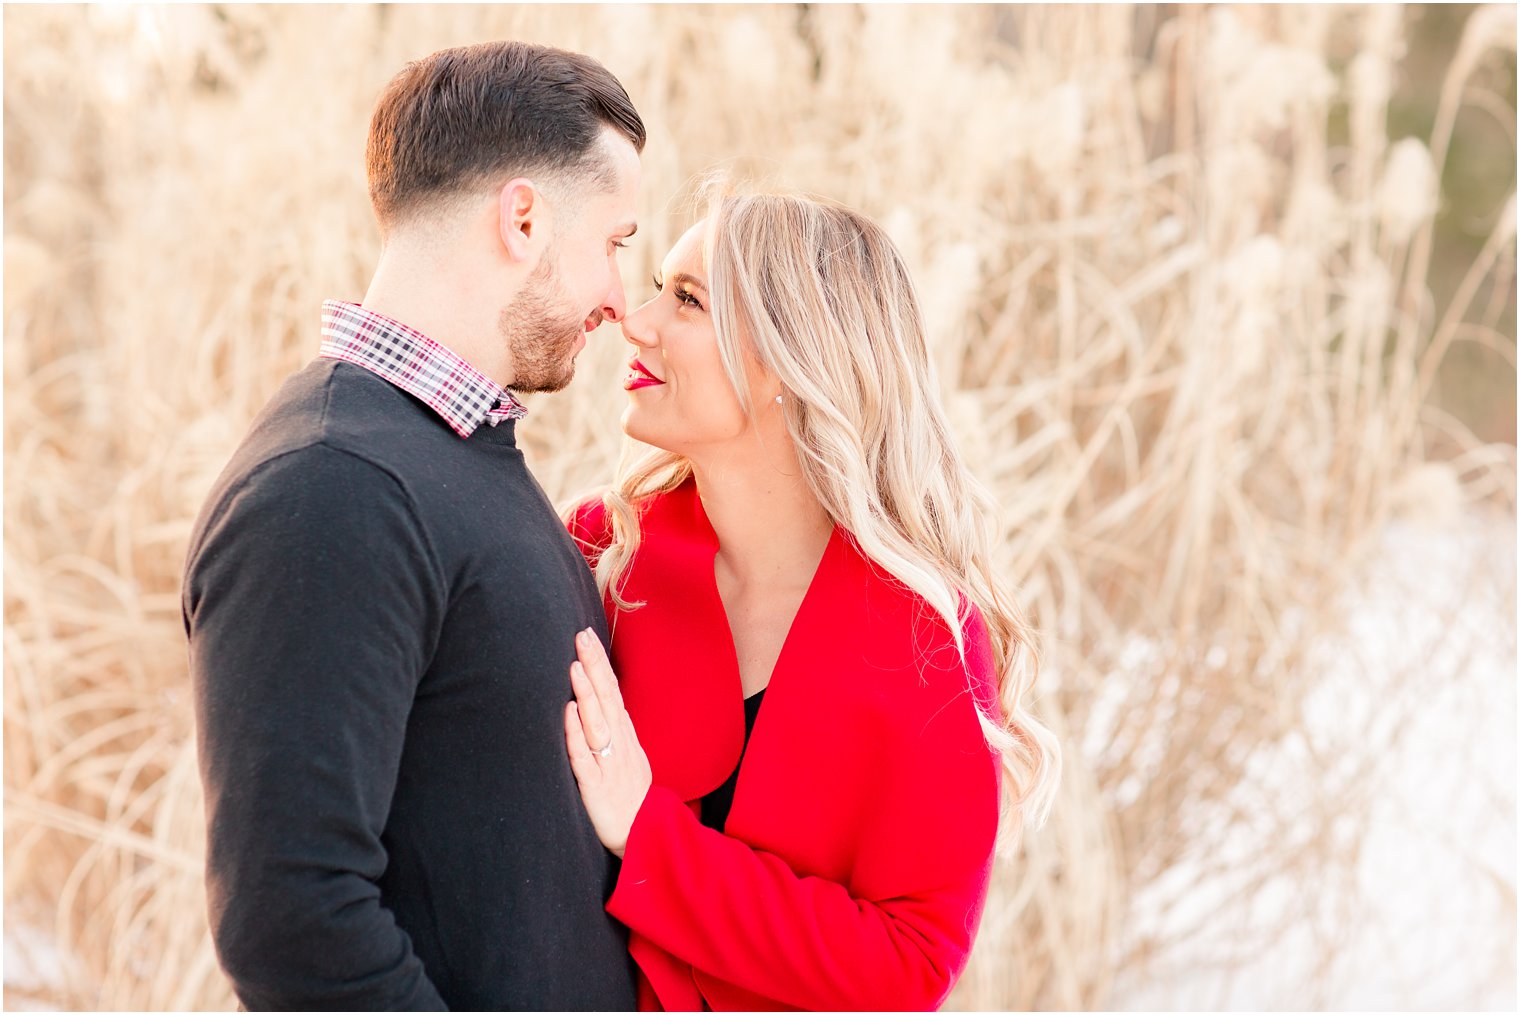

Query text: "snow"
[1112, 510, 1517, 1010]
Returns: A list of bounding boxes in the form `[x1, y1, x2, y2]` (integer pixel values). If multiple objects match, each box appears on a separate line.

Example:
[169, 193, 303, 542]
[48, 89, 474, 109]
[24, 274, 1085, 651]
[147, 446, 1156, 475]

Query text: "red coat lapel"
[607, 481, 742, 803]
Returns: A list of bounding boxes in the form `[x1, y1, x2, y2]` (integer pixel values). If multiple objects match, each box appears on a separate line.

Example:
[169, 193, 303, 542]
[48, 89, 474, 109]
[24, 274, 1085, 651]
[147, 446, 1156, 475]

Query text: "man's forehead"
[574, 188, 636, 235]
[597, 130, 642, 190]
[588, 133, 640, 231]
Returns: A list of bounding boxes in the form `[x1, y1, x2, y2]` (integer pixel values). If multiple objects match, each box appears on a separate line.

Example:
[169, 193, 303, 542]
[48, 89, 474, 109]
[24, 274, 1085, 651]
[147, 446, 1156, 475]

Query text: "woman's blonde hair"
[585, 187, 1060, 841]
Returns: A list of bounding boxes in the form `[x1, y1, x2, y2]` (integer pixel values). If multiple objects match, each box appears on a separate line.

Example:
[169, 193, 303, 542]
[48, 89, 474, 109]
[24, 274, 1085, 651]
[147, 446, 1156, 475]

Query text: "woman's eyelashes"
[651, 273, 704, 311]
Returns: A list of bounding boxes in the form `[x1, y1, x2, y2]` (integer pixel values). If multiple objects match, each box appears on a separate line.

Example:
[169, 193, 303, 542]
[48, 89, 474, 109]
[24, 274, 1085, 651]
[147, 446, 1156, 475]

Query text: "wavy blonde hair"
[581, 188, 1059, 840]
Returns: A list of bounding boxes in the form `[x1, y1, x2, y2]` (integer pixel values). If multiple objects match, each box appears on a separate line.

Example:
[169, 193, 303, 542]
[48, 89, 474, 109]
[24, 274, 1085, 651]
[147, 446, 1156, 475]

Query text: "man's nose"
[599, 265, 628, 324]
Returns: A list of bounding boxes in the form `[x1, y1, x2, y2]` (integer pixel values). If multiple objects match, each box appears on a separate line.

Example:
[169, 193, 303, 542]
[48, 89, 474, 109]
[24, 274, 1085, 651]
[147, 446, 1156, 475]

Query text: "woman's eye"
[651, 273, 701, 310]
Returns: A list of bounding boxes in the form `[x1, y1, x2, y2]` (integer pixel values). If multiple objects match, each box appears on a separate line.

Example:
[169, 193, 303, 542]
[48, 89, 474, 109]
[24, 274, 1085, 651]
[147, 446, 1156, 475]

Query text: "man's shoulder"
[230, 358, 452, 480]
[190, 362, 435, 545]
[189, 438, 414, 565]
[309, 358, 459, 454]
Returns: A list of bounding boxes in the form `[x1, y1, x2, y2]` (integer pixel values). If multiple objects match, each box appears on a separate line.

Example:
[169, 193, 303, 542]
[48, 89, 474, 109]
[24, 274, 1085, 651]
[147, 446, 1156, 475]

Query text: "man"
[182, 41, 643, 1010]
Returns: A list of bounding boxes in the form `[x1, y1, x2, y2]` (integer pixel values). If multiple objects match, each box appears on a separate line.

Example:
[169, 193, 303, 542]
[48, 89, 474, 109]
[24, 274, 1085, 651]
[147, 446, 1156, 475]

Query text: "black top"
[183, 358, 637, 1011]
[699, 688, 767, 832]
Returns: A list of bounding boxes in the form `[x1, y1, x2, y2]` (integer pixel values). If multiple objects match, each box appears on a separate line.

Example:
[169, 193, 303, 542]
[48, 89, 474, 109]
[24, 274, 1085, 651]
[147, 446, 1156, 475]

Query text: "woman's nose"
[620, 297, 659, 349]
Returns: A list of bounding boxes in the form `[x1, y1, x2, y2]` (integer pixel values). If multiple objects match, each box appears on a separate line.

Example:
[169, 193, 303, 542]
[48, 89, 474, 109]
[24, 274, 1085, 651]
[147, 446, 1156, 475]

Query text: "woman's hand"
[564, 627, 652, 858]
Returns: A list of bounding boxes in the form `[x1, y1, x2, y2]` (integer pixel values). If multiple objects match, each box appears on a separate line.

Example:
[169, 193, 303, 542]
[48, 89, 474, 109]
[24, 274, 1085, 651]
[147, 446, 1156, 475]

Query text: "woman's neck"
[690, 446, 833, 593]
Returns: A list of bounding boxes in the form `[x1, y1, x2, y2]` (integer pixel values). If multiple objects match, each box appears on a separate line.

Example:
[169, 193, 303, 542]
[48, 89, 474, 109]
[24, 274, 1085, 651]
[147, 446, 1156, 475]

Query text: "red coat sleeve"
[605, 610, 1001, 1012]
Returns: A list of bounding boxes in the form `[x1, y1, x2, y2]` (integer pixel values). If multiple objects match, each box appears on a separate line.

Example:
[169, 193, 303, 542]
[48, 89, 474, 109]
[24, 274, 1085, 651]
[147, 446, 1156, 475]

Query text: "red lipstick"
[624, 358, 664, 391]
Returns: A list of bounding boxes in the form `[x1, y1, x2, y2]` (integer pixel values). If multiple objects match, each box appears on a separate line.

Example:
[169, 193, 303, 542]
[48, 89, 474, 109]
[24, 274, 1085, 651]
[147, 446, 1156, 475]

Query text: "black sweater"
[183, 358, 636, 1011]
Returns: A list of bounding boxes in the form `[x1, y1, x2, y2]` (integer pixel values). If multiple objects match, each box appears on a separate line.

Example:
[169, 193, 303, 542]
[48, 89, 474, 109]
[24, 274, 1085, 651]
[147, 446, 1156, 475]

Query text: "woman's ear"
[748, 362, 786, 414]
[497, 178, 543, 263]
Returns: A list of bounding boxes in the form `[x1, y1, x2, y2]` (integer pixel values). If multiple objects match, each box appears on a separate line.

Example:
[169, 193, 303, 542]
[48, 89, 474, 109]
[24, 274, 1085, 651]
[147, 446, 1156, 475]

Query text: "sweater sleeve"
[184, 444, 448, 1011]
[605, 624, 1002, 1012]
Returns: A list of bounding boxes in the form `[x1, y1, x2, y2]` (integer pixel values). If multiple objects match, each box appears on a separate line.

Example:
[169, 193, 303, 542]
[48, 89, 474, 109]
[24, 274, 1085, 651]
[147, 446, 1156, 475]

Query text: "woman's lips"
[625, 358, 664, 391]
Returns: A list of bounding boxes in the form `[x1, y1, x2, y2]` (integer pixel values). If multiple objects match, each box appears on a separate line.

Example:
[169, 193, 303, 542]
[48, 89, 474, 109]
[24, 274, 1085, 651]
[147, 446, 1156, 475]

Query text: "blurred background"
[3, 4, 1515, 1010]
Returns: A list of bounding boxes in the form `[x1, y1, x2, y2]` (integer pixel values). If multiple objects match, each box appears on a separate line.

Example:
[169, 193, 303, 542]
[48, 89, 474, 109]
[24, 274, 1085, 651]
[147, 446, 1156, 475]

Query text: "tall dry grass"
[4, 5, 1515, 1010]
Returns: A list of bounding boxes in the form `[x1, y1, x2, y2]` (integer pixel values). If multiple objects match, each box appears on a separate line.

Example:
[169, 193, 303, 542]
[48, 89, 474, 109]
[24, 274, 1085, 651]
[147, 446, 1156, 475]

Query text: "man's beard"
[498, 254, 591, 395]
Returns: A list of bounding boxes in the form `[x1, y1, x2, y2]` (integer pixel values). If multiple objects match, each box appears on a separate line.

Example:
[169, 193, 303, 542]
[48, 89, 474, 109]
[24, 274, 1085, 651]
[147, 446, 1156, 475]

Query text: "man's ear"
[497, 178, 543, 263]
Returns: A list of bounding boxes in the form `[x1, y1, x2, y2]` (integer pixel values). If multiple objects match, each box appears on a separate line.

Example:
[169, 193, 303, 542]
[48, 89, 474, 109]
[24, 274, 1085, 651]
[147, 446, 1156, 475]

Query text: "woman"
[561, 191, 1059, 1011]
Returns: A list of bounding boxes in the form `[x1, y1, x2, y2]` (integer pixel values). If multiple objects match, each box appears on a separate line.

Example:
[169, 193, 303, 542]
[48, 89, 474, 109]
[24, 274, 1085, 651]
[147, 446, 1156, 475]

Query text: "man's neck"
[362, 234, 519, 389]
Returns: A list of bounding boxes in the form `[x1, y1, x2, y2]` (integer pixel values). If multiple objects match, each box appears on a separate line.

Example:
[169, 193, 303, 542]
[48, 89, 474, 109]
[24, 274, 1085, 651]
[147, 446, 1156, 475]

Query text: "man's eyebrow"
[671, 272, 707, 292]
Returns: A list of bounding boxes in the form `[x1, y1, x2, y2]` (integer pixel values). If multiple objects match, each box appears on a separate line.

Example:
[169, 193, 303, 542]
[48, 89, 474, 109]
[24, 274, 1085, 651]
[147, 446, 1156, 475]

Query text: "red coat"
[569, 479, 1001, 1011]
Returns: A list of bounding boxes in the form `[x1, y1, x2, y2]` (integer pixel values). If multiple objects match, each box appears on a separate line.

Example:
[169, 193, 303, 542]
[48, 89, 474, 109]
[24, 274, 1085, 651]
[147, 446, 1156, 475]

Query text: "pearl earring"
[774, 394, 783, 405]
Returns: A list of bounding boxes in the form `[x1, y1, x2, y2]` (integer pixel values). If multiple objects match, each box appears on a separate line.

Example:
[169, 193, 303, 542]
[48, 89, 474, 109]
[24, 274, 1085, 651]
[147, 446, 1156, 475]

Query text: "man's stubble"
[498, 250, 589, 395]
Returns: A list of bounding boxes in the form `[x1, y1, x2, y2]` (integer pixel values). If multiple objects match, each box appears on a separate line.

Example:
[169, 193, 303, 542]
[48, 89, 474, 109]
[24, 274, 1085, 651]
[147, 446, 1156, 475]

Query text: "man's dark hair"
[367, 41, 646, 229]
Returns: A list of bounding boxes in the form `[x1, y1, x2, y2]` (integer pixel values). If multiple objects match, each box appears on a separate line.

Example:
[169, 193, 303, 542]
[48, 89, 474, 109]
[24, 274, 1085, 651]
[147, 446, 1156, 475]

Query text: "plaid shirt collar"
[318, 299, 527, 439]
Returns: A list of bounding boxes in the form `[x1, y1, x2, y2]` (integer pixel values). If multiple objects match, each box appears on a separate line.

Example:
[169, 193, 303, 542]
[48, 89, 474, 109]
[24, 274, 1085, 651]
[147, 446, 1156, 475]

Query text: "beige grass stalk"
[4, 4, 1514, 1010]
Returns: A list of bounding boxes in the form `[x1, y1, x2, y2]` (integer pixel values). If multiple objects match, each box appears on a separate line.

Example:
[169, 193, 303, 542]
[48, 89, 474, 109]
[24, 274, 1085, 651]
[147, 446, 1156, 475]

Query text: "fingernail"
[576, 629, 589, 646]
[571, 661, 585, 680]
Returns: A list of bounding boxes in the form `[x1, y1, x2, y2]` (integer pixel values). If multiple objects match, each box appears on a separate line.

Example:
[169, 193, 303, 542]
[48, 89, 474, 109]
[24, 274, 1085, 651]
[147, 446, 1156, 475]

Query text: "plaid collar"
[318, 299, 527, 439]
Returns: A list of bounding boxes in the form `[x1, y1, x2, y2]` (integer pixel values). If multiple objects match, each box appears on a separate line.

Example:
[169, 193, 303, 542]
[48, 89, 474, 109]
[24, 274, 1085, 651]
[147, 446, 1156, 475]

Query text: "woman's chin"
[619, 407, 668, 451]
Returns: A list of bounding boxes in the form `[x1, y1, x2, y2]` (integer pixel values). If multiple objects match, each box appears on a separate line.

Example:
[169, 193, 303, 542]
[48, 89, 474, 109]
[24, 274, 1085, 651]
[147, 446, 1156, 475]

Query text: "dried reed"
[4, 5, 1514, 1010]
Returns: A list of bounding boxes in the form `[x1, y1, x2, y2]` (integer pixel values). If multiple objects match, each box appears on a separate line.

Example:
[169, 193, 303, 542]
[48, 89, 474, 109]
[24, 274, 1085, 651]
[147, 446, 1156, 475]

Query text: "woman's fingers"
[563, 634, 652, 860]
[570, 660, 612, 752]
[576, 628, 624, 711]
[564, 702, 600, 786]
